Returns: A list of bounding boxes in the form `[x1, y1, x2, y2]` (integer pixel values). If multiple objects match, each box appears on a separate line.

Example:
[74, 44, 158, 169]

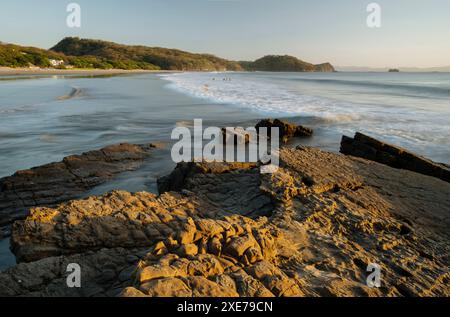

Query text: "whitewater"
[161, 71, 450, 163]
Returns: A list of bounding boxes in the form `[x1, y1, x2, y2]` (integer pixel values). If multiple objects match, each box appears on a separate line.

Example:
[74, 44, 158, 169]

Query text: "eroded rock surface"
[2, 147, 449, 297]
[0, 143, 155, 234]
[0, 247, 144, 297]
[157, 162, 273, 218]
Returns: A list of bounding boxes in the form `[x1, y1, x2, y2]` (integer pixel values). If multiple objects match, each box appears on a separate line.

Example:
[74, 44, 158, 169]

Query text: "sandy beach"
[0, 67, 175, 76]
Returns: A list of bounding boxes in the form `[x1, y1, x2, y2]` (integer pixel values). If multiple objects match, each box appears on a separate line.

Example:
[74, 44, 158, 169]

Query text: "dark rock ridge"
[2, 147, 449, 297]
[222, 119, 314, 144]
[0, 143, 155, 234]
[220, 119, 313, 145]
[341, 133, 450, 183]
[0, 247, 146, 297]
[256, 119, 313, 143]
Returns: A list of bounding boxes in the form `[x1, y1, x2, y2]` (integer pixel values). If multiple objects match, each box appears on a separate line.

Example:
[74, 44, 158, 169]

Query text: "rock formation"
[0, 143, 155, 236]
[2, 146, 449, 297]
[341, 132, 450, 182]
[256, 119, 313, 143]
[0, 247, 143, 297]
[220, 119, 313, 146]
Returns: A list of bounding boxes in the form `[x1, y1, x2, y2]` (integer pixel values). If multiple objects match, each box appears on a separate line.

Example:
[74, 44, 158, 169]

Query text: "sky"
[0, 0, 449, 68]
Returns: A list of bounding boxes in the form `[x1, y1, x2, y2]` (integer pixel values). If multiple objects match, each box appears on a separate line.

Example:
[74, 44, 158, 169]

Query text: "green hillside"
[241, 55, 335, 72]
[0, 38, 335, 72]
[0, 43, 66, 68]
[51, 37, 242, 71]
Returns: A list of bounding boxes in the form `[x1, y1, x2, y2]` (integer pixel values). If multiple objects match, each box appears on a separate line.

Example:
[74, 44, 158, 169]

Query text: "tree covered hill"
[0, 43, 66, 68]
[240, 55, 335, 72]
[1, 38, 335, 72]
[50, 37, 242, 71]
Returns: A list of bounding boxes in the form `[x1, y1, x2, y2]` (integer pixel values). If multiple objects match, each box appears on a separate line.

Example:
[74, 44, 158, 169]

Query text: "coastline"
[0, 67, 177, 76]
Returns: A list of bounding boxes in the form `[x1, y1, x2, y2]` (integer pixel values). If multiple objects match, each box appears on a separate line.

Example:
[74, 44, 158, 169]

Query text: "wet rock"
[221, 128, 251, 145]
[256, 119, 313, 143]
[0, 248, 143, 297]
[341, 133, 450, 182]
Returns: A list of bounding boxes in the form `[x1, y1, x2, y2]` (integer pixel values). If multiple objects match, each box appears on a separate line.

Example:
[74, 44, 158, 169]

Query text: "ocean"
[161, 71, 450, 164]
[0, 71, 449, 270]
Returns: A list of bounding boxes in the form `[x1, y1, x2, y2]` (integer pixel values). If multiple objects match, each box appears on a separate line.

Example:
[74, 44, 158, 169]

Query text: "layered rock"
[2, 146, 450, 297]
[219, 119, 313, 146]
[0, 143, 155, 234]
[255, 119, 313, 143]
[0, 247, 144, 297]
[341, 132, 450, 182]
[157, 162, 273, 218]
[11, 190, 206, 262]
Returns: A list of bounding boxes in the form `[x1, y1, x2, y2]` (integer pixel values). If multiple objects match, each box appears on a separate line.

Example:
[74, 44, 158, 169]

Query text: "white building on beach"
[49, 59, 65, 67]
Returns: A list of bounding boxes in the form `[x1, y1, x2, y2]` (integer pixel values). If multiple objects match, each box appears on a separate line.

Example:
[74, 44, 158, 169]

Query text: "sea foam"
[160, 72, 450, 163]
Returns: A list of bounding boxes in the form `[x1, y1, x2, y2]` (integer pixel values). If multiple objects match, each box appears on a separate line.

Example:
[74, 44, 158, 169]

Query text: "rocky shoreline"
[0, 122, 449, 297]
[341, 133, 450, 183]
[0, 143, 156, 238]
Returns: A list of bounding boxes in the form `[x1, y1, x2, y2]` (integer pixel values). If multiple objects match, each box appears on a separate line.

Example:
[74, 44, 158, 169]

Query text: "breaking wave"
[160, 72, 450, 161]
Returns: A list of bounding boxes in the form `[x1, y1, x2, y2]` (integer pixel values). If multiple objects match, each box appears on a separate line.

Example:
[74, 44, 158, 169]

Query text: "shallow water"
[0, 73, 260, 179]
[1, 71, 449, 271]
[0, 239, 14, 271]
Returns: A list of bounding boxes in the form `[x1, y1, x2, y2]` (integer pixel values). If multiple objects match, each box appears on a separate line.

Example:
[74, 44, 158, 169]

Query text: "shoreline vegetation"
[0, 120, 449, 296]
[0, 37, 335, 73]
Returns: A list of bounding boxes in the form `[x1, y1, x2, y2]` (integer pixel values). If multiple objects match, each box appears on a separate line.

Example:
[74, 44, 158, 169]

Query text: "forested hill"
[50, 37, 242, 71]
[240, 55, 336, 72]
[1, 37, 335, 72]
[0, 43, 66, 68]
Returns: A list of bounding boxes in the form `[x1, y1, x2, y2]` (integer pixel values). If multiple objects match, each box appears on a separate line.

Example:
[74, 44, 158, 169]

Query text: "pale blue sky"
[1, 0, 449, 67]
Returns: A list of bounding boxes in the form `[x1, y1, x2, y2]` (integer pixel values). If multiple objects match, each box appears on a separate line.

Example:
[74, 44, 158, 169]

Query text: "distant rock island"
[0, 37, 335, 72]
[336, 66, 450, 72]
[389, 68, 400, 72]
